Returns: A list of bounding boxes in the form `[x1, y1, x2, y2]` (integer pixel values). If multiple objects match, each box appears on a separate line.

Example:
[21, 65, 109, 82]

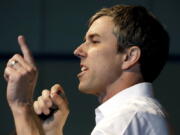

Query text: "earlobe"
[122, 46, 141, 70]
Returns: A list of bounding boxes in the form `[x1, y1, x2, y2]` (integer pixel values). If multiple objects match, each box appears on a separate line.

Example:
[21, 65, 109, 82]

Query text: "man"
[5, 5, 170, 135]
[33, 5, 170, 135]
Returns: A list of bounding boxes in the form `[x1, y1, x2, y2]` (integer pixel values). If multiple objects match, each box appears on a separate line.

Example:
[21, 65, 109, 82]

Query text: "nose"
[73, 43, 87, 59]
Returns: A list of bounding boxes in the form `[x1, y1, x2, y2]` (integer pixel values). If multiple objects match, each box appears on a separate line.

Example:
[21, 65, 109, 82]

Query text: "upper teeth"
[81, 66, 87, 71]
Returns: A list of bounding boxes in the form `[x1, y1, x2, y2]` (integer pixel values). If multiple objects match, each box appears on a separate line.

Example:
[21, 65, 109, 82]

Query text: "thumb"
[50, 84, 68, 110]
[50, 92, 68, 110]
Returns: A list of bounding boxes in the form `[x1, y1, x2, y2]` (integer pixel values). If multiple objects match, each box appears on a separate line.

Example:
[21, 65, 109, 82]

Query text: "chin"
[78, 85, 90, 94]
[78, 83, 100, 96]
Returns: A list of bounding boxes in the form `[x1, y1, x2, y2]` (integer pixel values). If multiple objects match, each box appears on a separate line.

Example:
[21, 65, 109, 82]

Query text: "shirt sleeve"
[123, 112, 169, 135]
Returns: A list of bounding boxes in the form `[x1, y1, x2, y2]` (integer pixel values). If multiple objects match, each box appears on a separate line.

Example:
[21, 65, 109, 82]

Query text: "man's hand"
[4, 35, 43, 135]
[4, 35, 38, 108]
[34, 84, 69, 135]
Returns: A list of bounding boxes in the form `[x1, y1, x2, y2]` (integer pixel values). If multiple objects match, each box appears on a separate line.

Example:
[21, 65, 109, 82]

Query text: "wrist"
[10, 100, 33, 115]
[45, 128, 63, 135]
[11, 102, 45, 135]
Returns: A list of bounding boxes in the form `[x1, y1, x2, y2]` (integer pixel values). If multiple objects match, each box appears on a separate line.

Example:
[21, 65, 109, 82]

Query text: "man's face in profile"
[74, 16, 124, 96]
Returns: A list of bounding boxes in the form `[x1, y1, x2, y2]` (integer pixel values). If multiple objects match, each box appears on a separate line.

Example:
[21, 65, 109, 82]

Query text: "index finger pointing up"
[18, 35, 35, 66]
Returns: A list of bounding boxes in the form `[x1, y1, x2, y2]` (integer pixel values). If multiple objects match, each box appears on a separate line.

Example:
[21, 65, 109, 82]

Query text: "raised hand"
[4, 35, 38, 107]
[4, 36, 43, 135]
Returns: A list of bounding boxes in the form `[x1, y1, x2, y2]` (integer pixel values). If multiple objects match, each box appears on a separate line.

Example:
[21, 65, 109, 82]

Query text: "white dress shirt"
[91, 82, 169, 135]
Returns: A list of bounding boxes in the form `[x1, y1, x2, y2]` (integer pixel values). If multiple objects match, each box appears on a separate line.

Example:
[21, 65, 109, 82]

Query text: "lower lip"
[77, 70, 88, 78]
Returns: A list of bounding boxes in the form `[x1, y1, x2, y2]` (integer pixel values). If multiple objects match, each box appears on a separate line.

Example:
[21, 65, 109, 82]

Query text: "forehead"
[85, 16, 115, 38]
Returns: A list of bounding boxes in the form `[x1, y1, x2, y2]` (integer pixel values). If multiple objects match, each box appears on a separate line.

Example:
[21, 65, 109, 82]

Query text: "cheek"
[92, 50, 115, 68]
[88, 47, 120, 74]
[89, 52, 108, 71]
[90, 51, 122, 79]
[91, 56, 114, 79]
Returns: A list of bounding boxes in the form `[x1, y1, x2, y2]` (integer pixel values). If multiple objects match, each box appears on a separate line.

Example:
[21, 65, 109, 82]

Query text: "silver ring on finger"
[9, 60, 18, 67]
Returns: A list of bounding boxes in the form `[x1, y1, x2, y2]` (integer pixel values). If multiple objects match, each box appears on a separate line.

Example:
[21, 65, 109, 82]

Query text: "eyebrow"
[84, 33, 101, 41]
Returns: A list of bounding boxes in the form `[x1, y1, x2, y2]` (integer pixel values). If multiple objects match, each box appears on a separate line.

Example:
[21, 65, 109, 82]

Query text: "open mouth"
[77, 65, 89, 78]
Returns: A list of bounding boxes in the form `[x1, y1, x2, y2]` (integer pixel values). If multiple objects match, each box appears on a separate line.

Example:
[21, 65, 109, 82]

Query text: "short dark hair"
[89, 5, 169, 82]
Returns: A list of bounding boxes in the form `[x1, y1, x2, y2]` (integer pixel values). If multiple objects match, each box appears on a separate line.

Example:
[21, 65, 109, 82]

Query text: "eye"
[92, 40, 100, 44]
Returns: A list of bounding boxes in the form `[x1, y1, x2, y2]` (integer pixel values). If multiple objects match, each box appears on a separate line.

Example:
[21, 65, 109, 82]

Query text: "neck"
[98, 72, 144, 103]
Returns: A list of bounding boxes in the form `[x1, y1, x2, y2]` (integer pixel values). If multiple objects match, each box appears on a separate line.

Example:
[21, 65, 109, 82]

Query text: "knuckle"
[33, 101, 37, 107]
[42, 96, 49, 103]
[7, 59, 12, 65]
[42, 89, 50, 96]
[38, 96, 42, 102]
[4, 67, 8, 74]
[39, 98, 47, 108]
[13, 54, 21, 59]
[33, 101, 38, 110]
[27, 67, 34, 73]
[33, 102, 42, 114]
[27, 67, 38, 76]
[21, 70, 27, 76]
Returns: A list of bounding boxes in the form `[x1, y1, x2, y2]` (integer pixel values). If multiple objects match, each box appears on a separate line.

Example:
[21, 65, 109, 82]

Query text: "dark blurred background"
[0, 0, 179, 134]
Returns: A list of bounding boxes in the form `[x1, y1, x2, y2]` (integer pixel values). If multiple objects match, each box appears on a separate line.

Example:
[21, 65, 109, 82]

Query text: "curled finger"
[38, 96, 50, 115]
[33, 101, 42, 115]
[42, 90, 52, 108]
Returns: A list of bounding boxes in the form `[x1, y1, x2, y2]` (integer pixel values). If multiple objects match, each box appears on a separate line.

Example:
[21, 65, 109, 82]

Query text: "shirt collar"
[95, 82, 154, 124]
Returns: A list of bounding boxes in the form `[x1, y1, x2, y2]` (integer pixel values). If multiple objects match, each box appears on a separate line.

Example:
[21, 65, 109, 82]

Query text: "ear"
[122, 46, 141, 70]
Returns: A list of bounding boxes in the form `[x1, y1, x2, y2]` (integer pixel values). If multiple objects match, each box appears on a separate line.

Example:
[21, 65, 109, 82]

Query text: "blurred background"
[0, 0, 179, 134]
